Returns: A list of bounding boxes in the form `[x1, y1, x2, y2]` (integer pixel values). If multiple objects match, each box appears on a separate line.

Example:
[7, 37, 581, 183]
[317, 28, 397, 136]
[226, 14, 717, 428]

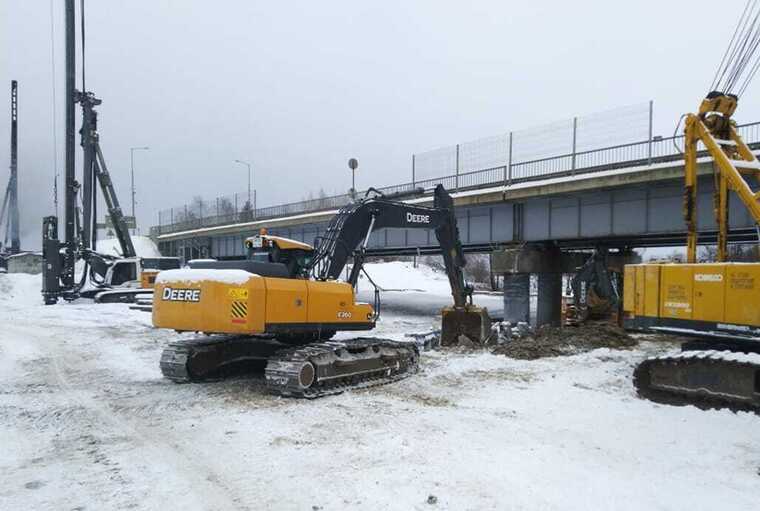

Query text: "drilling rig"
[625, 1, 760, 412]
[0, 80, 20, 269]
[42, 0, 178, 304]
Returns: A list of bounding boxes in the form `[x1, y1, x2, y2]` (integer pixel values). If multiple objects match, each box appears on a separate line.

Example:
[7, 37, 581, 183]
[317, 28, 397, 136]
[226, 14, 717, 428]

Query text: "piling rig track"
[633, 350, 760, 413]
[160, 336, 419, 398]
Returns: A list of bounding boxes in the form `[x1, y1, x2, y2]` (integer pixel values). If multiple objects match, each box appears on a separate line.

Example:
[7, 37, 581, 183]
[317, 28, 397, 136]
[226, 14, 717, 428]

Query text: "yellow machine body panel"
[644, 265, 661, 317]
[692, 264, 726, 323]
[659, 265, 694, 320]
[724, 265, 760, 326]
[625, 265, 662, 317]
[264, 278, 308, 324]
[623, 266, 636, 315]
[623, 262, 760, 335]
[140, 269, 160, 289]
[153, 271, 267, 334]
[306, 280, 374, 324]
[633, 265, 646, 316]
[152, 269, 374, 335]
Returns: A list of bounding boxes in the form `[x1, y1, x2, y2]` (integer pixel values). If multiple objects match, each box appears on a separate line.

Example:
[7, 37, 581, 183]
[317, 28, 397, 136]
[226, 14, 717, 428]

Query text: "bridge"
[150, 120, 760, 262]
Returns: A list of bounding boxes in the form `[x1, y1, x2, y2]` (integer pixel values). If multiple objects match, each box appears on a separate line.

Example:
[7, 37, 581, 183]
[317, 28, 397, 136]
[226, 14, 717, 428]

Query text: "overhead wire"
[710, 0, 760, 96]
[726, 1, 758, 89]
[724, 7, 760, 91]
[711, 0, 753, 91]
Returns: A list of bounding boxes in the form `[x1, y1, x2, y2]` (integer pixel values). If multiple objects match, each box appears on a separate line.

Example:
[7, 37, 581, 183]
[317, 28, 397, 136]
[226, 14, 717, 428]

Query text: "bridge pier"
[503, 274, 530, 324]
[492, 245, 642, 328]
[491, 245, 564, 328]
[536, 271, 562, 327]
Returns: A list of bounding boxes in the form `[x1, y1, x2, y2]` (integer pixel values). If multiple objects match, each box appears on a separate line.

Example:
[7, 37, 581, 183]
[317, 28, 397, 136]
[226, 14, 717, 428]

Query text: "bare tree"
[174, 195, 204, 224]
[240, 200, 254, 222]
[316, 188, 331, 209]
[700, 243, 760, 262]
[464, 254, 490, 285]
[217, 197, 236, 218]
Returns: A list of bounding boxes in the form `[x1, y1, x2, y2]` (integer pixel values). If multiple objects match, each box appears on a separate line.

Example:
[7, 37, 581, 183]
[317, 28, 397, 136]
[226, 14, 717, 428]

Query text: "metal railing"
[151, 119, 760, 237]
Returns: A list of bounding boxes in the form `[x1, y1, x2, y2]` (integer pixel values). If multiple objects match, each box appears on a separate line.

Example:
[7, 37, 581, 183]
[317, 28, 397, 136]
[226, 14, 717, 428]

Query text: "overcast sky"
[2, 0, 759, 249]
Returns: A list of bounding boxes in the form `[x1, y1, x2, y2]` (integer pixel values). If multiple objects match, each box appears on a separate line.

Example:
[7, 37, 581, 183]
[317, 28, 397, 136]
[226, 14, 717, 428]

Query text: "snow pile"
[355, 260, 452, 294]
[0, 272, 41, 308]
[352, 260, 504, 316]
[155, 268, 255, 285]
[96, 235, 161, 258]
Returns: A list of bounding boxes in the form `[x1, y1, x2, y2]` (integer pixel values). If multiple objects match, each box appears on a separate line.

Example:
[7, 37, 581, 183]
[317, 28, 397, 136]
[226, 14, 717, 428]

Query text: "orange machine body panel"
[152, 269, 374, 335]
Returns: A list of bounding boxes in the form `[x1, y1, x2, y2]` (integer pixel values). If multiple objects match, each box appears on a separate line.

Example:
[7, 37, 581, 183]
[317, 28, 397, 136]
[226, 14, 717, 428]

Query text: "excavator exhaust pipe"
[440, 306, 492, 346]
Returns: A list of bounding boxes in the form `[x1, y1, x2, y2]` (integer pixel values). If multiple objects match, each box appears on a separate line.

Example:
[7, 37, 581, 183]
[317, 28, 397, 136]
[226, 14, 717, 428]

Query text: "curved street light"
[233, 159, 255, 214]
[130, 146, 150, 223]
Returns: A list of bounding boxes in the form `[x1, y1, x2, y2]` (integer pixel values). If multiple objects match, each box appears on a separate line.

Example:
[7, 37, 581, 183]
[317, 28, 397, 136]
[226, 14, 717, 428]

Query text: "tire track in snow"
[7, 319, 248, 510]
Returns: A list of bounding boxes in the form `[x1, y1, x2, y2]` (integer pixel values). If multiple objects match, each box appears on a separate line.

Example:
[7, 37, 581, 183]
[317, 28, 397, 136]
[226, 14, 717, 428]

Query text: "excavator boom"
[309, 184, 472, 307]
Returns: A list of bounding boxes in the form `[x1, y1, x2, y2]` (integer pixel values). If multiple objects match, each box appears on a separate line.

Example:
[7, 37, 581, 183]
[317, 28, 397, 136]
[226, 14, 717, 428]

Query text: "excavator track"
[160, 336, 419, 398]
[264, 338, 419, 398]
[160, 336, 280, 383]
[633, 350, 760, 413]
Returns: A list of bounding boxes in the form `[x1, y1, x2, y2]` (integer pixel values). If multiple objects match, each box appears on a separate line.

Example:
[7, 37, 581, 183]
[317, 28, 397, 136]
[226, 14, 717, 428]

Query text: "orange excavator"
[153, 185, 491, 397]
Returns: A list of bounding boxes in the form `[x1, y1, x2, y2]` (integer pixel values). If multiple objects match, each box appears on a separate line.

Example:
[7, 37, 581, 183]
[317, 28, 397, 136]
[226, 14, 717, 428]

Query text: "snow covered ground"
[0, 269, 759, 511]
[96, 235, 162, 258]
[355, 260, 504, 316]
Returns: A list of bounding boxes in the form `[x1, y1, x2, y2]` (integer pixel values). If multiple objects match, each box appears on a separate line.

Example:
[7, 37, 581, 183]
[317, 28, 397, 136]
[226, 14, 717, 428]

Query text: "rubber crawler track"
[633, 350, 760, 413]
[160, 336, 419, 398]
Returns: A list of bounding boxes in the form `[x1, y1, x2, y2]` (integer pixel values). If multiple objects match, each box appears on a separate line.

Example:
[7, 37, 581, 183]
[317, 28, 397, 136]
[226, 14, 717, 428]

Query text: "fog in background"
[2, 0, 758, 250]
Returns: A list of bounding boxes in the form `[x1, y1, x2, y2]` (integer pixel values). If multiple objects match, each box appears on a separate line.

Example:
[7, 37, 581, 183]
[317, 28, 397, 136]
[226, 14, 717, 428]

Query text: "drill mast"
[1, 80, 20, 255]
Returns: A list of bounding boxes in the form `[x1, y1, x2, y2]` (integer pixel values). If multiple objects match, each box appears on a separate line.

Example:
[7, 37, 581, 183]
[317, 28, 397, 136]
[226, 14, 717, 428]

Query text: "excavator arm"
[307, 184, 489, 345]
[309, 184, 472, 308]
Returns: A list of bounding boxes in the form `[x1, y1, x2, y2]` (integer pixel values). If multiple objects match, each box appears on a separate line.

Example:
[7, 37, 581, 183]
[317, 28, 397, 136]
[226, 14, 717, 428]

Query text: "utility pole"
[130, 146, 149, 221]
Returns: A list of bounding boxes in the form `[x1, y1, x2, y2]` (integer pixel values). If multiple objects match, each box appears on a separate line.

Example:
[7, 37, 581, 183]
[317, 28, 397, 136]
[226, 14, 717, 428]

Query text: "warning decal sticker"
[230, 301, 248, 323]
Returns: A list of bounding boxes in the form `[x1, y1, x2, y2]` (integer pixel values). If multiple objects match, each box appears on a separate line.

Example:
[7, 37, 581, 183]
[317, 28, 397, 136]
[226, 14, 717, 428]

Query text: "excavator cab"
[244, 233, 315, 278]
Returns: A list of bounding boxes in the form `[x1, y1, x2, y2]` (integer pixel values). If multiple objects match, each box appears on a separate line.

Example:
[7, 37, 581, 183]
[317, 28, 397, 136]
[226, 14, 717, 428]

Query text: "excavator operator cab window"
[247, 249, 271, 263]
[246, 236, 274, 263]
[248, 252, 272, 263]
[109, 261, 137, 286]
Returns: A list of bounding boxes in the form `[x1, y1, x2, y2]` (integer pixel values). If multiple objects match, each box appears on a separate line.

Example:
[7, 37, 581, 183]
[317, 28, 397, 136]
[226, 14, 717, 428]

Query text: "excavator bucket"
[440, 306, 492, 346]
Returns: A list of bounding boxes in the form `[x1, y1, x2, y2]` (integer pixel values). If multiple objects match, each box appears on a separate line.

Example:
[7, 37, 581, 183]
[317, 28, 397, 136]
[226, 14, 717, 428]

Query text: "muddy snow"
[0, 271, 758, 510]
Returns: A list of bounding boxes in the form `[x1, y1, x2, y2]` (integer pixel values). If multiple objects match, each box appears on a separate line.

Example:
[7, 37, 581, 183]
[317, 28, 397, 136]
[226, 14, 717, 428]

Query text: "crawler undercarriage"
[160, 335, 420, 398]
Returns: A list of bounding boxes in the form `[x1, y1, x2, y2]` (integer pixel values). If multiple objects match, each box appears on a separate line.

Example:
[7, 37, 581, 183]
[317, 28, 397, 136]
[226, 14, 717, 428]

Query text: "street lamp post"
[348, 158, 358, 199]
[130, 146, 150, 230]
[234, 159, 255, 214]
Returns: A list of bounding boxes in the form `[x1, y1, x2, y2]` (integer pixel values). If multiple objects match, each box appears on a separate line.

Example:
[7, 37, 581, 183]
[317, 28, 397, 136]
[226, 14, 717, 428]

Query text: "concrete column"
[535, 272, 562, 327]
[503, 273, 530, 324]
